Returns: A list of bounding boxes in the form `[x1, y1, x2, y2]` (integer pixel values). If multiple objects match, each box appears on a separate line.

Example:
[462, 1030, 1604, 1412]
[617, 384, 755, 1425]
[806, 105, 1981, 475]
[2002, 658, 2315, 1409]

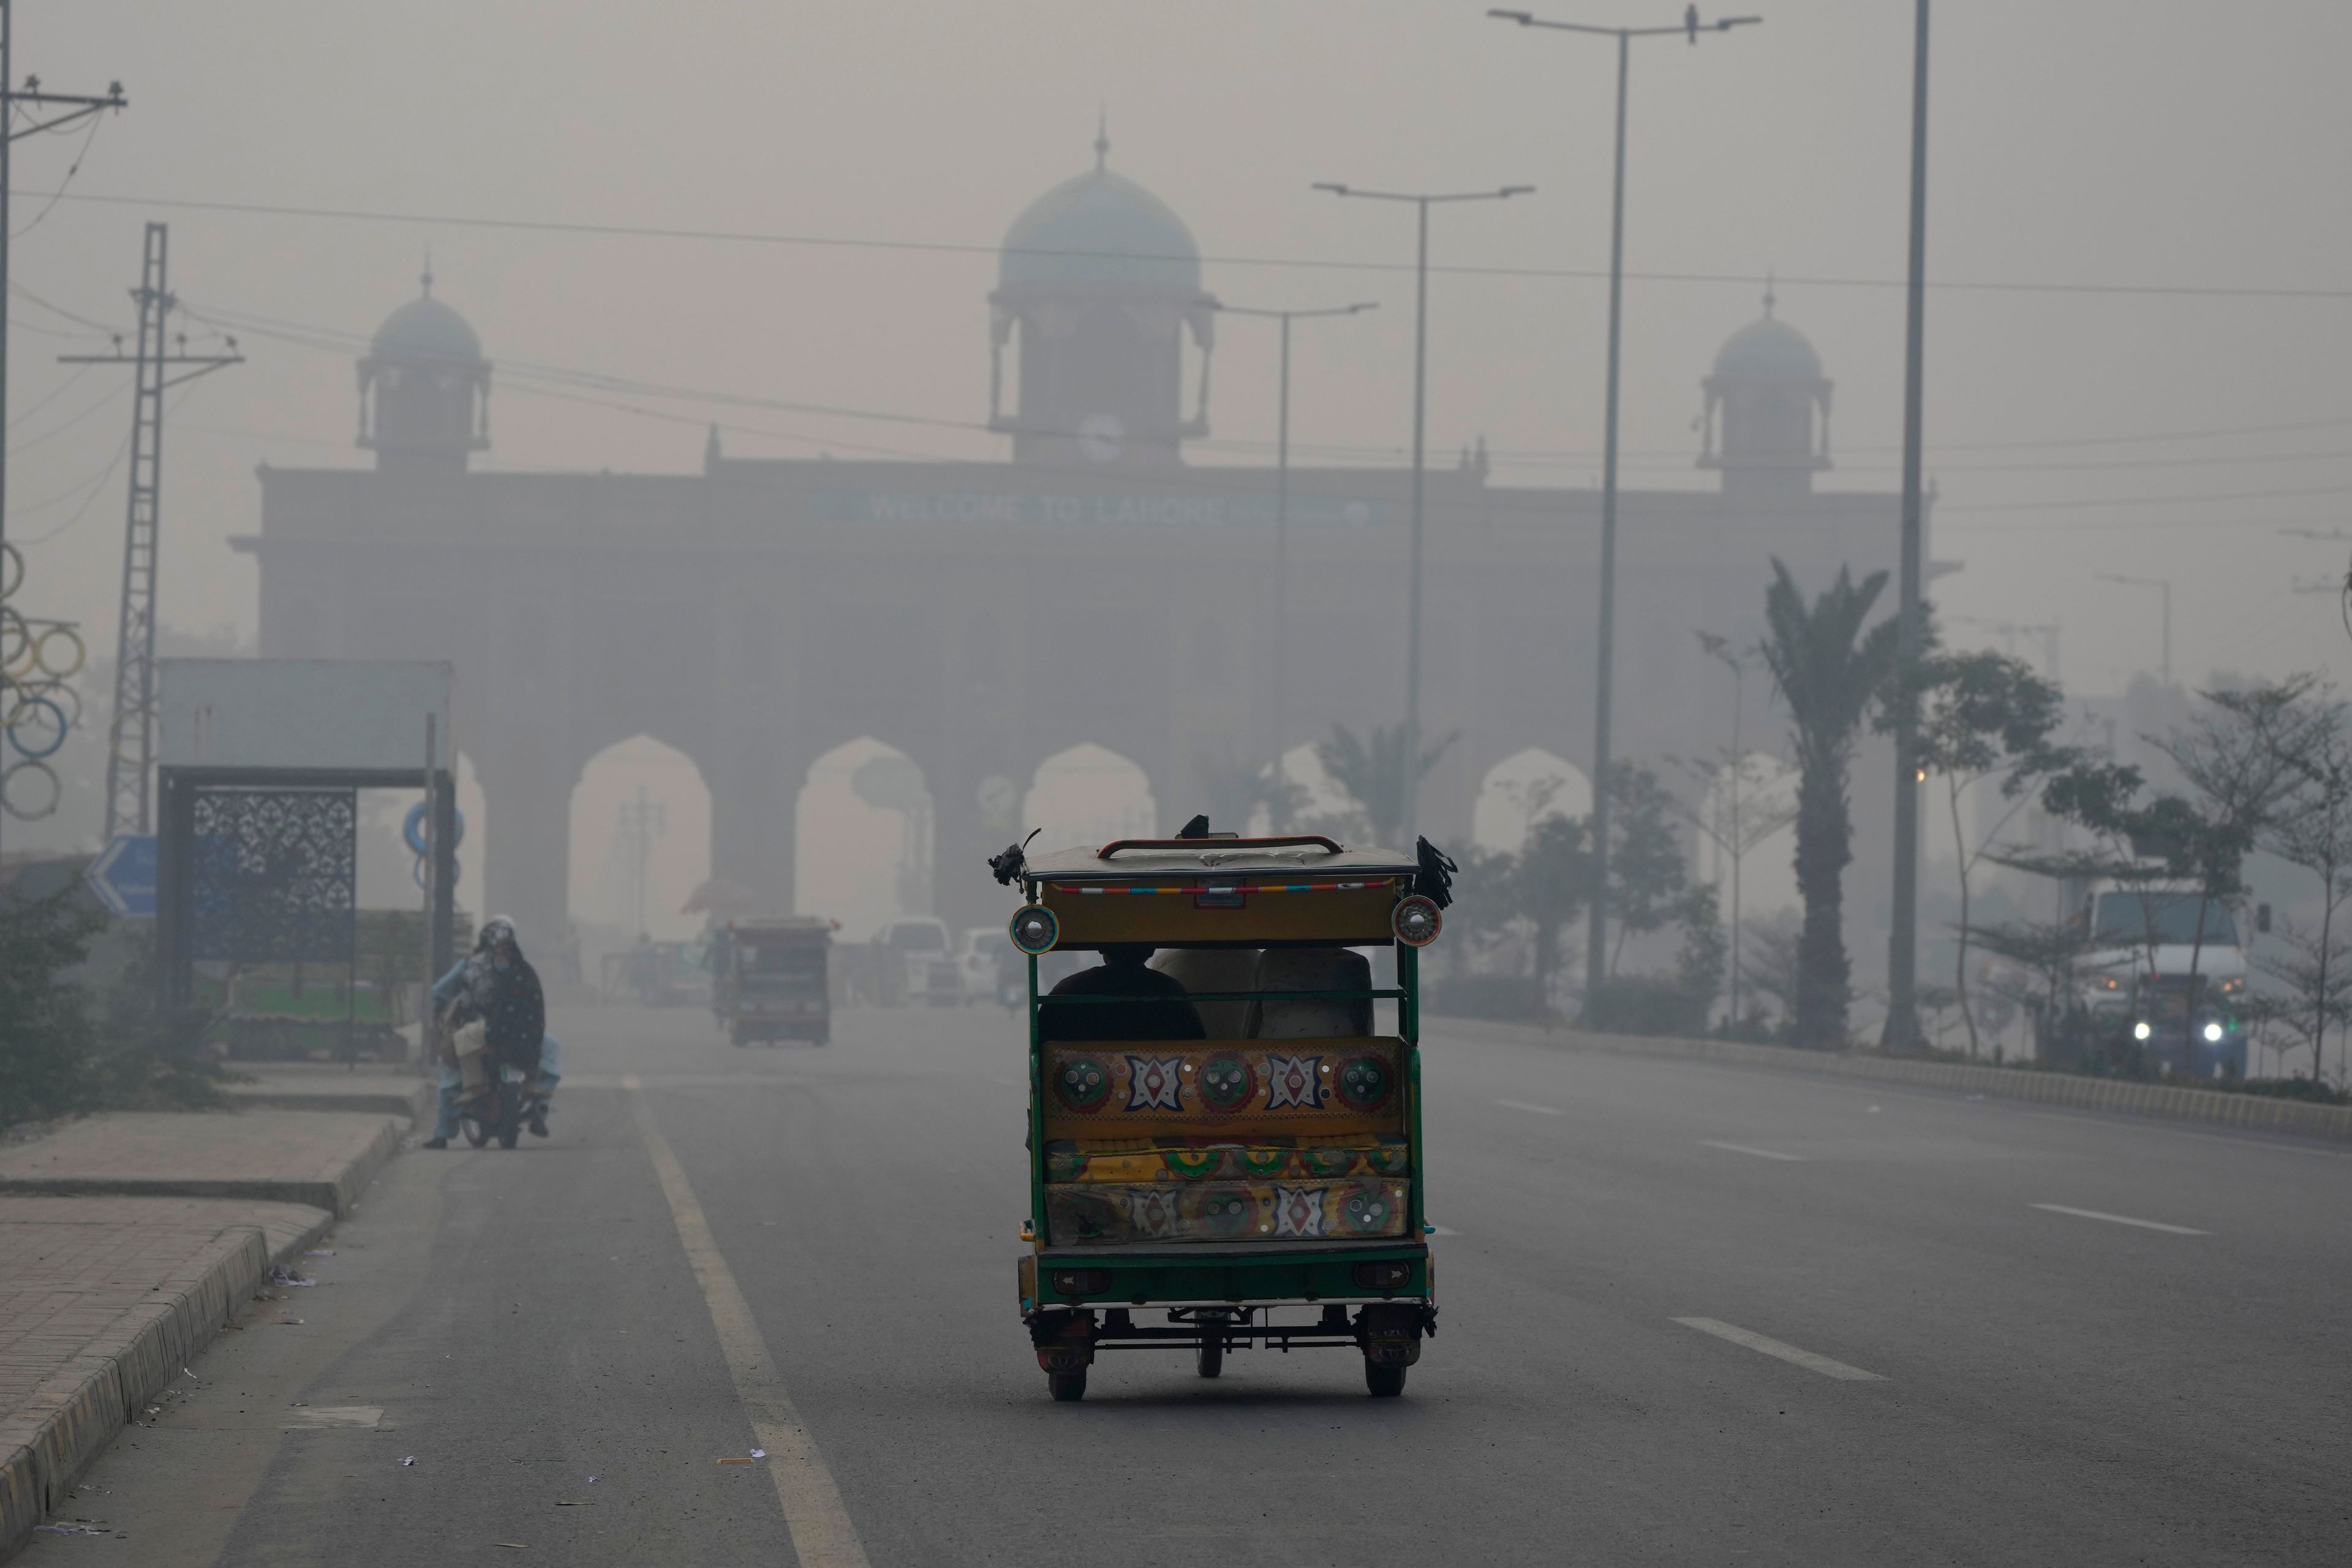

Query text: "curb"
[0, 1207, 334, 1561]
[1430, 1016, 2352, 1144]
[0, 1115, 402, 1218]
[224, 1082, 433, 1122]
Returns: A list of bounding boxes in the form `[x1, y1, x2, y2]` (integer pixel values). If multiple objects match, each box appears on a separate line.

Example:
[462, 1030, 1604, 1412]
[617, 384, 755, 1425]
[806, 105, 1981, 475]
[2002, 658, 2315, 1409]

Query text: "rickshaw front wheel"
[1364, 1362, 1406, 1398]
[1196, 1335, 1224, 1379]
[1047, 1370, 1087, 1403]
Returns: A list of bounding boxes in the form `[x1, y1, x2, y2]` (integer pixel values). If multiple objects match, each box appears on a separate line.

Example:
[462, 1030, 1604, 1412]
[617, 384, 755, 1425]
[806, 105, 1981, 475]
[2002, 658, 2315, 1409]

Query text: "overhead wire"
[33, 187, 2352, 303]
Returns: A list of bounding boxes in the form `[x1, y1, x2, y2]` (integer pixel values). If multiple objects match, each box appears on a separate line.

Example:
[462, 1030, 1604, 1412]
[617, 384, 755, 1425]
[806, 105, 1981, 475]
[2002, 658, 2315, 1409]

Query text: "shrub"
[0, 888, 104, 1131]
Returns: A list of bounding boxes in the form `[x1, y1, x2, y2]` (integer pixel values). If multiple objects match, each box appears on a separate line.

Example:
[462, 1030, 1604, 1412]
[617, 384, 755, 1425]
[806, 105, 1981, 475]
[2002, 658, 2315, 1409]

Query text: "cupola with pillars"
[1697, 285, 1832, 499]
[358, 262, 490, 477]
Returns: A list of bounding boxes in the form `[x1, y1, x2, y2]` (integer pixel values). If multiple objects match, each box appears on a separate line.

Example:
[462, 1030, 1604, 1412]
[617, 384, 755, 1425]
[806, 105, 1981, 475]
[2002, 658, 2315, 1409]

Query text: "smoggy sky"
[7, 0, 2348, 701]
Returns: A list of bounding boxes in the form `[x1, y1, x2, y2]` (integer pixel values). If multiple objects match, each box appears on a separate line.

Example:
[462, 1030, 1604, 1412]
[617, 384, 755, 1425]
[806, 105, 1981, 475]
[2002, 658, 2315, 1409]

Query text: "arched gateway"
[241, 146, 1916, 948]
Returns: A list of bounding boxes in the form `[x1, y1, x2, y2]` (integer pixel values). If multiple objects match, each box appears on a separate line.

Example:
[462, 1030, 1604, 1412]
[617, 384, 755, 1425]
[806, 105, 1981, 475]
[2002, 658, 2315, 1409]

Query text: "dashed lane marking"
[1698, 1140, 1804, 1162]
[633, 1088, 870, 1567]
[1673, 1317, 1886, 1381]
[1496, 1099, 1566, 1116]
[2030, 1202, 2209, 1235]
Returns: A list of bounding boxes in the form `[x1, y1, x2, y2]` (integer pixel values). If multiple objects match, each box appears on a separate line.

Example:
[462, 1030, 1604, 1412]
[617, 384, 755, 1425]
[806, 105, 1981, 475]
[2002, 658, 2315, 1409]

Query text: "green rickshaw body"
[714, 916, 832, 1045]
[1003, 835, 1444, 1398]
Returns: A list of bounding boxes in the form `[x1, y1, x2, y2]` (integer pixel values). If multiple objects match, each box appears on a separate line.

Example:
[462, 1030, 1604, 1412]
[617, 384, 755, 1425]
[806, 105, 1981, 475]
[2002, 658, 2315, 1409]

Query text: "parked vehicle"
[1000, 832, 1448, 1401]
[851, 917, 962, 1006]
[712, 916, 833, 1046]
[2075, 885, 2251, 1077]
[958, 927, 1020, 1007]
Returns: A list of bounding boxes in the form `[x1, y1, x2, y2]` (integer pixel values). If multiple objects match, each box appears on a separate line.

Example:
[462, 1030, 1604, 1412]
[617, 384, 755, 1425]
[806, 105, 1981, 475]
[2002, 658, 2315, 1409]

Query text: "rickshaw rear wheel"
[1364, 1362, 1406, 1398]
[1196, 1335, 1224, 1379]
[1047, 1371, 1087, 1402]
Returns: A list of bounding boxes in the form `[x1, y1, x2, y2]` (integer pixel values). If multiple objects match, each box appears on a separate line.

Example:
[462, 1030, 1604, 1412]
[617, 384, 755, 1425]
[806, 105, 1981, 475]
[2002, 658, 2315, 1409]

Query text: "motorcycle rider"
[420, 916, 549, 1149]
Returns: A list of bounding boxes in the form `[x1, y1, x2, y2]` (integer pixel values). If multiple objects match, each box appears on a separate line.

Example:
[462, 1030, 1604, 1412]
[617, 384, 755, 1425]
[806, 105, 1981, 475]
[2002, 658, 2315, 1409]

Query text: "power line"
[35, 186, 2352, 304]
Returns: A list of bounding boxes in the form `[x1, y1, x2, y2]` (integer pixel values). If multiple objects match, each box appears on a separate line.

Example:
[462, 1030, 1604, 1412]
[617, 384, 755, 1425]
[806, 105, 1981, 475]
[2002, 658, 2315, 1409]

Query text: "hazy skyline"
[7, 0, 2348, 706]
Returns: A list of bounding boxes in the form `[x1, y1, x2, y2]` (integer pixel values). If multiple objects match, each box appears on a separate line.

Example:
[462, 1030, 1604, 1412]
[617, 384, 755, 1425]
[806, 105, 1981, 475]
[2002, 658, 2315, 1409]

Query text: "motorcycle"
[458, 1060, 546, 1150]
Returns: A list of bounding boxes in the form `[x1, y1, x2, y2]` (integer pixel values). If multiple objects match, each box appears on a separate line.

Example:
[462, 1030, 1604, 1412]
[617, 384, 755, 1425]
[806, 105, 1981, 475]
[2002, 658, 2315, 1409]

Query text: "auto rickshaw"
[993, 830, 1452, 1400]
[710, 916, 833, 1045]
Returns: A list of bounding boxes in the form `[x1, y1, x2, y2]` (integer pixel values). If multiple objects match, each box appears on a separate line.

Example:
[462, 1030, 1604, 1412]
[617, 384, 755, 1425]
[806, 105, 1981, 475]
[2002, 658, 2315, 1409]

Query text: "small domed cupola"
[358, 261, 490, 476]
[1697, 283, 1831, 496]
[989, 120, 1218, 469]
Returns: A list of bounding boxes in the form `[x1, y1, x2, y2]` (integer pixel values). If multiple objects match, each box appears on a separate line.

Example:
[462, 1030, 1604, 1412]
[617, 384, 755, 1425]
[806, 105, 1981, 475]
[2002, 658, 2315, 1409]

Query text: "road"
[28, 1003, 2350, 1566]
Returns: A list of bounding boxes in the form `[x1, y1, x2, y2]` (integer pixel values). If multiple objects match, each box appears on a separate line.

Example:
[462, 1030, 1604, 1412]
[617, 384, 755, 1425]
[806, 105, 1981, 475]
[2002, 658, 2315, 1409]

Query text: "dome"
[1000, 156, 1201, 293]
[370, 288, 483, 364]
[1712, 308, 1821, 381]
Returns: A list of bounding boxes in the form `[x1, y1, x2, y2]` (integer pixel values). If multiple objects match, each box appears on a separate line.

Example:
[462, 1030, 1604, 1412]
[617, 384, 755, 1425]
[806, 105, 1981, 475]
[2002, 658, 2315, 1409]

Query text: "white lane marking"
[1496, 1099, 1566, 1116]
[2030, 1203, 2208, 1235]
[281, 1405, 383, 1430]
[1673, 1317, 1886, 1382]
[1698, 1140, 1804, 1162]
[633, 1090, 870, 1567]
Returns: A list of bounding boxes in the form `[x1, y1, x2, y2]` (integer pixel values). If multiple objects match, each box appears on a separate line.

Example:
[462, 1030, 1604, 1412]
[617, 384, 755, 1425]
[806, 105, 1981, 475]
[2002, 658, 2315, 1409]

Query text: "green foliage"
[1760, 559, 1901, 1047]
[1602, 761, 1689, 971]
[1193, 750, 1308, 837]
[1316, 720, 1458, 850]
[1513, 813, 1591, 995]
[0, 889, 104, 1131]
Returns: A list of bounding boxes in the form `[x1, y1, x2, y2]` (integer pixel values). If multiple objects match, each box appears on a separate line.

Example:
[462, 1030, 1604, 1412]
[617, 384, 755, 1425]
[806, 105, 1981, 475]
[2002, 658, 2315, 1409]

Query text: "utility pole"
[617, 786, 667, 935]
[1311, 181, 1531, 839]
[1884, 0, 1932, 1051]
[1215, 301, 1377, 768]
[0, 1, 125, 853]
[1488, 6, 1761, 1007]
[2095, 575, 2171, 689]
[62, 223, 240, 837]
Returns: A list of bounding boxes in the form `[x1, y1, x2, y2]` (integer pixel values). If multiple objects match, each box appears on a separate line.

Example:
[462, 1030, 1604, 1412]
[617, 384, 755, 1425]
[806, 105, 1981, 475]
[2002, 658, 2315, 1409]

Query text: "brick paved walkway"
[0, 1196, 329, 1423]
[0, 1110, 404, 1213]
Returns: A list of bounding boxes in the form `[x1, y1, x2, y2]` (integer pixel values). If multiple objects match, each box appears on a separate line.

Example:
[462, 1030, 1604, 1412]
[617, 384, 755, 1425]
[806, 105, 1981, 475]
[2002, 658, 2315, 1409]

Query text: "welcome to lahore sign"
[812, 491, 1388, 530]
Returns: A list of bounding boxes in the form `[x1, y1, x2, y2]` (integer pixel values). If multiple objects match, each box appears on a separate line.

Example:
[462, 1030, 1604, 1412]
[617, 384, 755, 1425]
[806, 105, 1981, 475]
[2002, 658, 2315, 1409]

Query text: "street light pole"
[1489, 7, 1760, 1006]
[1217, 301, 1378, 769]
[1884, 0, 1932, 1050]
[1312, 182, 1531, 840]
[2095, 574, 2173, 689]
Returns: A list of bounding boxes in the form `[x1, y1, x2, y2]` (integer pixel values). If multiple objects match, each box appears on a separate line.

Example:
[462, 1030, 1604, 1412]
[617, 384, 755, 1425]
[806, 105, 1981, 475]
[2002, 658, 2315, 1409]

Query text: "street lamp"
[2095, 574, 2173, 689]
[1217, 301, 1379, 766]
[1311, 181, 1532, 838]
[1488, 6, 1760, 1008]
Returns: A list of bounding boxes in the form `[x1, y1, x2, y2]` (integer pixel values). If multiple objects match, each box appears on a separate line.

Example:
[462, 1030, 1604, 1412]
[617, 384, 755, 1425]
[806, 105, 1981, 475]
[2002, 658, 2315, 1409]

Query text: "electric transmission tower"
[0, 2, 126, 853]
[62, 223, 239, 836]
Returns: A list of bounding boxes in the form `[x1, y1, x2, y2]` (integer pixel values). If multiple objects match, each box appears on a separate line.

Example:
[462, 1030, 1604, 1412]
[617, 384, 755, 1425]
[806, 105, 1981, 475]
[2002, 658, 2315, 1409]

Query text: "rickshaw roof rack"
[1024, 837, 1419, 881]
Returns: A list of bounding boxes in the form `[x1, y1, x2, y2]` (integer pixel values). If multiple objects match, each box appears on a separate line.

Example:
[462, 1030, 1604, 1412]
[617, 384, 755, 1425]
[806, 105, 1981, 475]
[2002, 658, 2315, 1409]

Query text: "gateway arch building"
[242, 145, 1917, 948]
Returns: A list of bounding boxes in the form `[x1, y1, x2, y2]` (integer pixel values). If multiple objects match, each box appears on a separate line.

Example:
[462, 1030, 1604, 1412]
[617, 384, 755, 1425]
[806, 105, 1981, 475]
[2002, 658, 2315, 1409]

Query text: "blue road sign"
[86, 833, 157, 918]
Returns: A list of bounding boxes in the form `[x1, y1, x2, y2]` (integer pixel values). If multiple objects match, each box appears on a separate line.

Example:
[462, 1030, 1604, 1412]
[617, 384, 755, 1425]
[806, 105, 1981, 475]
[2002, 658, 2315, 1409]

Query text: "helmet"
[478, 916, 518, 951]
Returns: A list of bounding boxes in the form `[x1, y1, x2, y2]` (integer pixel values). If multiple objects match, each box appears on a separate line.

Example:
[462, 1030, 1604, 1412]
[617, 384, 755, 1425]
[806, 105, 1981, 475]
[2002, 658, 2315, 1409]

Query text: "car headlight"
[2133, 1021, 2152, 1041]
[2202, 1022, 2225, 1042]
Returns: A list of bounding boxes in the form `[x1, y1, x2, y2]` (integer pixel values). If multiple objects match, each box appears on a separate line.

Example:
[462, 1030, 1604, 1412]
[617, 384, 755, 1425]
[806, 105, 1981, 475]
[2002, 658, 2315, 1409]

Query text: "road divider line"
[1673, 1317, 1886, 1381]
[631, 1089, 870, 1568]
[2030, 1202, 2208, 1235]
[1496, 1099, 1566, 1116]
[1698, 1140, 1804, 1162]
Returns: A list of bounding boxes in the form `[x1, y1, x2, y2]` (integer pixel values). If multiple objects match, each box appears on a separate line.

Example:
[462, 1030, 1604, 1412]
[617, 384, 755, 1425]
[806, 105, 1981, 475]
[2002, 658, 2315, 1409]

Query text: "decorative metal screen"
[187, 787, 357, 963]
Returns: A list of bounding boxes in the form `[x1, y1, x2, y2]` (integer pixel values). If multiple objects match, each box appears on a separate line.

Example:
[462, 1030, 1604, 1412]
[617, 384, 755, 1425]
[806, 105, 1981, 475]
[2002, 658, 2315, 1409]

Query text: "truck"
[2074, 883, 2252, 1079]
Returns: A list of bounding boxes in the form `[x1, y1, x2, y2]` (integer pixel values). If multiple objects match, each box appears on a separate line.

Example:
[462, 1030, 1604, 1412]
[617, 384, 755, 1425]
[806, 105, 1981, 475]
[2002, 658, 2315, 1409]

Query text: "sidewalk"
[223, 1063, 434, 1123]
[0, 1110, 404, 1216]
[1431, 1016, 2352, 1142]
[0, 1107, 412, 1558]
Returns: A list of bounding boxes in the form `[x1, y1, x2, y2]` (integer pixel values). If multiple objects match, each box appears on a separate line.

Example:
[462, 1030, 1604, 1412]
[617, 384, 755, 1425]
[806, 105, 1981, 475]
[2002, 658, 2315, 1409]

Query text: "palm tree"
[1316, 721, 1458, 849]
[1760, 560, 1900, 1047]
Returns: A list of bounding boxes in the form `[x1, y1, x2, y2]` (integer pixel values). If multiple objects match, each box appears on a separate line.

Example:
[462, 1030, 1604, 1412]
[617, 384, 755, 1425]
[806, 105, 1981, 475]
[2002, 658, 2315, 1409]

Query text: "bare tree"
[2252, 681, 2352, 1083]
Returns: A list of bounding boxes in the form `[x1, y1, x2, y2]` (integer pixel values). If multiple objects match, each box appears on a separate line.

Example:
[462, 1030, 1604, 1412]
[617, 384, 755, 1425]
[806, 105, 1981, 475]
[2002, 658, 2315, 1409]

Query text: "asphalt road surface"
[29, 1003, 2350, 1566]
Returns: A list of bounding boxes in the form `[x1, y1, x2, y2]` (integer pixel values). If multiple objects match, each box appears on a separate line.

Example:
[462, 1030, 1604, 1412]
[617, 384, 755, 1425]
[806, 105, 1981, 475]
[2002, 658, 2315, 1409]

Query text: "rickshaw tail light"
[1392, 895, 1442, 948]
[1009, 905, 1060, 956]
[1052, 1268, 1111, 1297]
[1352, 1261, 1414, 1292]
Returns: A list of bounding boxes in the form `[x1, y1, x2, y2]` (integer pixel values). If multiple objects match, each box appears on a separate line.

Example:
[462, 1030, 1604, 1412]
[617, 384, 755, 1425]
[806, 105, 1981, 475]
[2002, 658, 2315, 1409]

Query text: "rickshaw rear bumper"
[1025, 1240, 1431, 1314]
